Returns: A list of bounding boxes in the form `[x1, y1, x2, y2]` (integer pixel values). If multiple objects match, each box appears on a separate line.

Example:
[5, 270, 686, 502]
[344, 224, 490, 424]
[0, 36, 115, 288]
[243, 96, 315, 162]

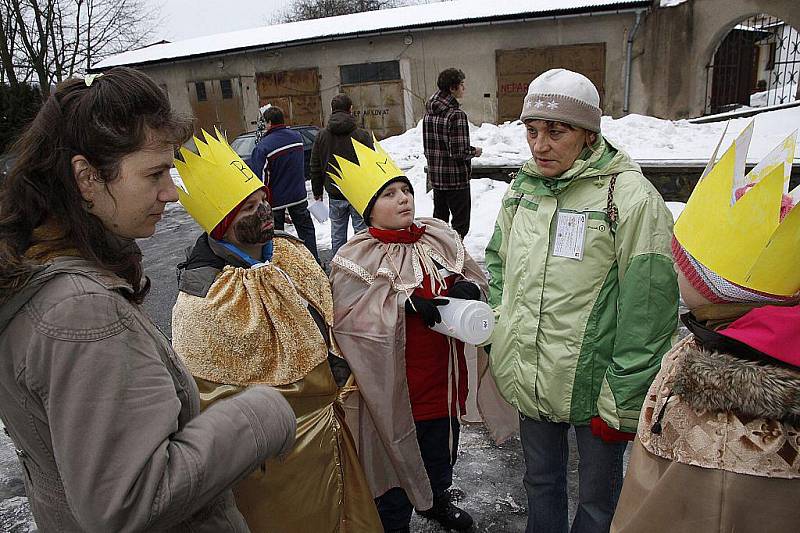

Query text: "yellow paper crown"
[327, 137, 405, 215]
[173, 128, 263, 233]
[674, 122, 800, 296]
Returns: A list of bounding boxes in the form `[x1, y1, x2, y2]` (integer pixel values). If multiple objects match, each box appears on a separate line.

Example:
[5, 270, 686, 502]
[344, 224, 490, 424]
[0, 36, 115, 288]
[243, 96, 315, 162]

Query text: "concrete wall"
[630, 0, 800, 119]
[137, 0, 800, 128]
[138, 10, 640, 132]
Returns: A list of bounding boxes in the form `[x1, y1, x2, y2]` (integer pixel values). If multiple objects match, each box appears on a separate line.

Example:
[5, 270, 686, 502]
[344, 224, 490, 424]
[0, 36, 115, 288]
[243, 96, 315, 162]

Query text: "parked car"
[230, 125, 319, 180]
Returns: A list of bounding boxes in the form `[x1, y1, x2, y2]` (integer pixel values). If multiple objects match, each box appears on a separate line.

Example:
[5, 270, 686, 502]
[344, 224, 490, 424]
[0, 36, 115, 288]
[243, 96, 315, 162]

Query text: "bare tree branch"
[277, 0, 397, 23]
[0, 1, 20, 85]
[4, 0, 157, 97]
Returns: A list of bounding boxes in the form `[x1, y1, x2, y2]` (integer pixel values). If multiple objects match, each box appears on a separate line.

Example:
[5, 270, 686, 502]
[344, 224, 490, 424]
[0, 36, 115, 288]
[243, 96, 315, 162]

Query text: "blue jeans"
[519, 415, 626, 533]
[329, 198, 366, 257]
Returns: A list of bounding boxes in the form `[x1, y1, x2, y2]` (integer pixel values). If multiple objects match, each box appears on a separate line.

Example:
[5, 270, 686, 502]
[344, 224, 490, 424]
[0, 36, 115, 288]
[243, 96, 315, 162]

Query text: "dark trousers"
[432, 187, 471, 238]
[519, 415, 627, 533]
[375, 417, 460, 532]
[273, 200, 319, 263]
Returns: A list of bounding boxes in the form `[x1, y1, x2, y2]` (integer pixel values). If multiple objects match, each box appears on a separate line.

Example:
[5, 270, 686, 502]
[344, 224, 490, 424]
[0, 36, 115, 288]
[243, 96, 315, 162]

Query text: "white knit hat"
[519, 69, 602, 132]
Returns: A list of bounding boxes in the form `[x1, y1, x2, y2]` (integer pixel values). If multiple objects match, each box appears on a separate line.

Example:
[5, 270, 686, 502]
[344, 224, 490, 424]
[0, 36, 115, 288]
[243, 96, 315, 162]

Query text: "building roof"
[94, 0, 650, 69]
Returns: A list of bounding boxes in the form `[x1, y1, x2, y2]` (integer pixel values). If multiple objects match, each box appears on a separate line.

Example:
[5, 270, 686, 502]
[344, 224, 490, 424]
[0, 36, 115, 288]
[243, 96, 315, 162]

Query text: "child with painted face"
[611, 126, 800, 532]
[171, 132, 382, 532]
[328, 139, 494, 533]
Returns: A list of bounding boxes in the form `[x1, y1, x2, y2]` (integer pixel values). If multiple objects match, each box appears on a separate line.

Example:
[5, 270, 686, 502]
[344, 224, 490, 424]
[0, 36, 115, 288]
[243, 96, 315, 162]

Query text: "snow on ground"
[173, 105, 798, 265]
[750, 81, 798, 108]
[376, 104, 800, 264]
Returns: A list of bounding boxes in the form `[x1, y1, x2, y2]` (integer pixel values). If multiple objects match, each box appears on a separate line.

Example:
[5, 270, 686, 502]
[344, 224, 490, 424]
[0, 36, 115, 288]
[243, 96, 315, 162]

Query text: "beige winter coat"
[0, 257, 297, 532]
[330, 218, 516, 510]
[612, 335, 800, 532]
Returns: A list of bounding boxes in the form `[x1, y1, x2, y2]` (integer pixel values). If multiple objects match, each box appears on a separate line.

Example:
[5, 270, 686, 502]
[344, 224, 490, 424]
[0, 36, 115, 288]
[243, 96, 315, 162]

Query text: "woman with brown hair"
[0, 67, 296, 532]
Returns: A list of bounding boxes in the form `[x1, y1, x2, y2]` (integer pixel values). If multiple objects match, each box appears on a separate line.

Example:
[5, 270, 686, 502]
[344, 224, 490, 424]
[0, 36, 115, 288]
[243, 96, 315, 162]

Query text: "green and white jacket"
[485, 136, 678, 432]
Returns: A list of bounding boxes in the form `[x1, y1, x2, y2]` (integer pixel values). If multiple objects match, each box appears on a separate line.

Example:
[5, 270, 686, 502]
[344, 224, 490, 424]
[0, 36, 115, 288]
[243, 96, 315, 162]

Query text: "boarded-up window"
[342, 81, 406, 140]
[496, 43, 606, 123]
[220, 79, 233, 99]
[340, 61, 405, 140]
[256, 68, 322, 127]
[340, 61, 401, 85]
[188, 78, 245, 139]
[195, 81, 207, 102]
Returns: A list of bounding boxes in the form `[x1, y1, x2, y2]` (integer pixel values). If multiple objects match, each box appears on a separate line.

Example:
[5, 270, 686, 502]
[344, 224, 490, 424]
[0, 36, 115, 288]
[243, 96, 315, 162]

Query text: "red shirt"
[369, 225, 469, 421]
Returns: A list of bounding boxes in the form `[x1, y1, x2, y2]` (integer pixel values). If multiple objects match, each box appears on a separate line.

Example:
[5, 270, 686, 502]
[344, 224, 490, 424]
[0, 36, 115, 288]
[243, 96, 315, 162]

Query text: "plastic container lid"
[429, 297, 495, 345]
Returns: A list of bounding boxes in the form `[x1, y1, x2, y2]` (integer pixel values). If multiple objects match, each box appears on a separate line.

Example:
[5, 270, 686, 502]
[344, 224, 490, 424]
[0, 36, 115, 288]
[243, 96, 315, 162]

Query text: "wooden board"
[342, 80, 406, 140]
[256, 68, 322, 127]
[187, 78, 246, 139]
[496, 43, 606, 123]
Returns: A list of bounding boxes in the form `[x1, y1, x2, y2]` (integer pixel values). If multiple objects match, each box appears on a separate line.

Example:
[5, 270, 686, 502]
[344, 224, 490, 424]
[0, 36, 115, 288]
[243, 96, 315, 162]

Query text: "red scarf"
[368, 223, 426, 244]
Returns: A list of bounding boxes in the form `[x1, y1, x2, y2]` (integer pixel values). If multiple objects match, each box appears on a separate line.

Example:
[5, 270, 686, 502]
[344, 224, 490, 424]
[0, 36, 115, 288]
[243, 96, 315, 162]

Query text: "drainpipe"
[623, 10, 645, 114]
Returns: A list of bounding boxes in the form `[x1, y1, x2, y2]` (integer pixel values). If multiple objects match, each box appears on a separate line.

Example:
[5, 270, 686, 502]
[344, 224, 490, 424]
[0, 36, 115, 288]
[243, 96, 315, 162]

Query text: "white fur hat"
[519, 69, 601, 132]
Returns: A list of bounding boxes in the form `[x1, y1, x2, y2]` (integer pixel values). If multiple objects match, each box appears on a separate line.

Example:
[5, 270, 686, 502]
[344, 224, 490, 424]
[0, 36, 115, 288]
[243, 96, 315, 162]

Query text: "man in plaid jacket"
[423, 68, 482, 238]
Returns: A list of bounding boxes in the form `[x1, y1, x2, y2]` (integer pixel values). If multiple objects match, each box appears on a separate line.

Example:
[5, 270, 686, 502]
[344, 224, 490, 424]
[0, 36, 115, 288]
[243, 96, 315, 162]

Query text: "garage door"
[496, 43, 606, 123]
[187, 78, 246, 139]
[343, 80, 406, 140]
[256, 68, 322, 127]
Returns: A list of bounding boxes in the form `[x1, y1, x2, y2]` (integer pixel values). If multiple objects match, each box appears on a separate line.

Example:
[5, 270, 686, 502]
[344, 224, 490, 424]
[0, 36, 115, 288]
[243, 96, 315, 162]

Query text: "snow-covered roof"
[94, 0, 650, 69]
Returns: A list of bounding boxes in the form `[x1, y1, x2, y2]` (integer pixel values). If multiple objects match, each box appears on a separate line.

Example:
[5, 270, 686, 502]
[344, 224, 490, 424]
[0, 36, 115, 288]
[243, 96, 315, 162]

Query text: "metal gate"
[706, 14, 800, 114]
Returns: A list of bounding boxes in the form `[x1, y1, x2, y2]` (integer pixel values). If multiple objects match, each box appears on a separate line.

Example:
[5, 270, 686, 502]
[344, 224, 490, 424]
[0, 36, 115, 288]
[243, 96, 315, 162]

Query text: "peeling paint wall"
[135, 0, 800, 130]
[137, 12, 638, 132]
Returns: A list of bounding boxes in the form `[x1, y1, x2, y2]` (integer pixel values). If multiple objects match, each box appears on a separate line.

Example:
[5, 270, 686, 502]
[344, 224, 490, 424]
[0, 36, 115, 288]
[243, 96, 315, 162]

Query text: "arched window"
[706, 14, 799, 114]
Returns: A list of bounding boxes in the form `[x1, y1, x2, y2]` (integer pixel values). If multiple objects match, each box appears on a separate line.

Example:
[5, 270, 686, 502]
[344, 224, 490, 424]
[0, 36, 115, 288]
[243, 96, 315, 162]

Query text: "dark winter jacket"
[0, 256, 297, 532]
[310, 110, 373, 201]
[249, 125, 307, 209]
[423, 90, 476, 190]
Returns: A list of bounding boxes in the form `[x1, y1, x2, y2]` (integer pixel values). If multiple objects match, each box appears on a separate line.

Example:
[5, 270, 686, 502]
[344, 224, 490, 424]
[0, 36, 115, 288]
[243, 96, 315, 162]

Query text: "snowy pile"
[367, 105, 800, 263]
[750, 81, 799, 108]
[189, 104, 797, 263]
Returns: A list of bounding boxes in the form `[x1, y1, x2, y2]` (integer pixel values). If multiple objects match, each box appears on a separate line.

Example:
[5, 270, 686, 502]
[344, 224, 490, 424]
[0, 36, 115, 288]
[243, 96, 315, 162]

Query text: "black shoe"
[417, 494, 474, 531]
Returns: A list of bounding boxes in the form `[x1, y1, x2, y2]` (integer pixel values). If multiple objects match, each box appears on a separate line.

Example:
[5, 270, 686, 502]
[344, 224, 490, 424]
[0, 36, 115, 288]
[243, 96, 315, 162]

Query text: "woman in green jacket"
[485, 69, 678, 533]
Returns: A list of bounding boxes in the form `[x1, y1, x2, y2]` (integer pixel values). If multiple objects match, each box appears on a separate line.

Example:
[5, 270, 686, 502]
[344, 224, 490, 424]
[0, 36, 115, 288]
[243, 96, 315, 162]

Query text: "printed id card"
[552, 211, 586, 260]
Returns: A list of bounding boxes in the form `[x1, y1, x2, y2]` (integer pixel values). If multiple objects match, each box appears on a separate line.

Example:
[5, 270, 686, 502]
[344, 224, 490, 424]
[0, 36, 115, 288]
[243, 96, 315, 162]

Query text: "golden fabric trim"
[331, 220, 466, 294]
[172, 237, 333, 386]
[332, 255, 376, 285]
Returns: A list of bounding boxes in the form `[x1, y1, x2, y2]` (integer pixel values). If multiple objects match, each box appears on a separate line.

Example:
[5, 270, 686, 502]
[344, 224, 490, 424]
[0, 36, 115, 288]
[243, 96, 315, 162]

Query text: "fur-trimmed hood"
[674, 344, 800, 425]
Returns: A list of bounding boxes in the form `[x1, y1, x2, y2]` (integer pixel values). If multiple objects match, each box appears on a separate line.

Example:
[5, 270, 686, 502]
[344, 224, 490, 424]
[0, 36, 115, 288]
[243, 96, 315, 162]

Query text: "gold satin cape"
[172, 236, 382, 532]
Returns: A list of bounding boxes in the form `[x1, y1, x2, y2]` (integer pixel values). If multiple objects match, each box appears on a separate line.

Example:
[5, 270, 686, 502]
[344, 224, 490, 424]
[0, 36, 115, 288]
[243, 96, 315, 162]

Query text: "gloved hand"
[447, 281, 482, 301]
[590, 416, 635, 443]
[405, 295, 448, 327]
